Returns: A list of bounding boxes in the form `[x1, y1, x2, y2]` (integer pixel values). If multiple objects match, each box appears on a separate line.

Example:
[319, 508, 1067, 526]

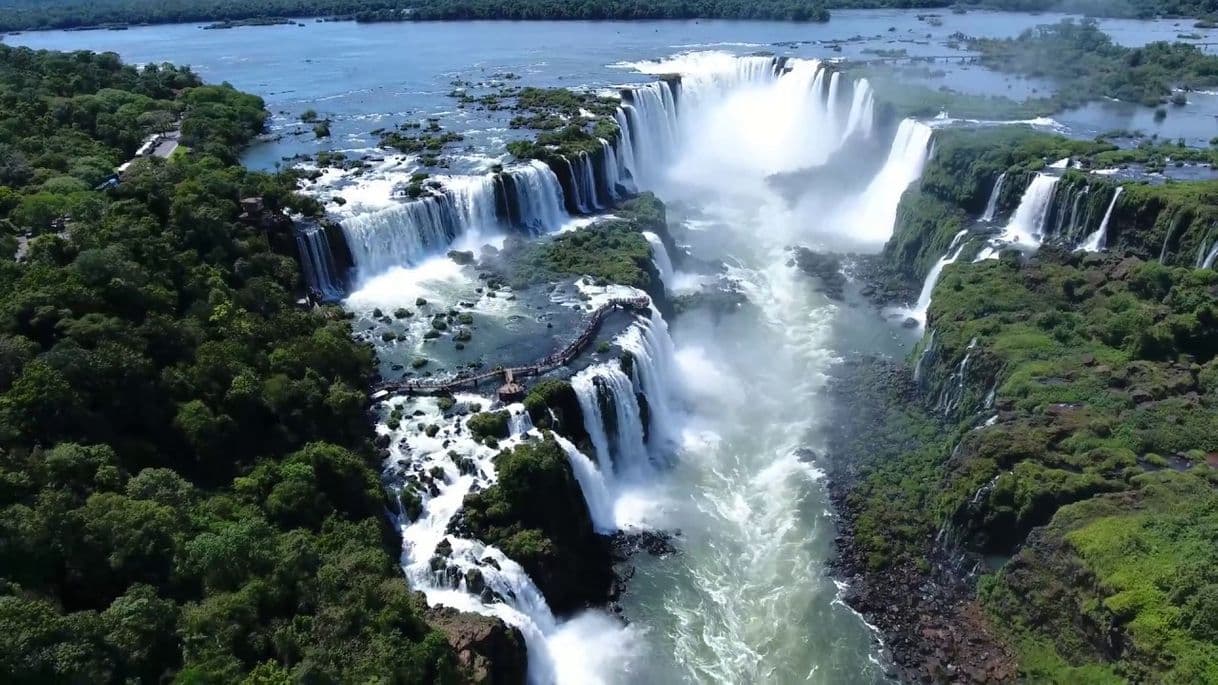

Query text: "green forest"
[0, 44, 464, 682]
[2, 0, 1217, 32]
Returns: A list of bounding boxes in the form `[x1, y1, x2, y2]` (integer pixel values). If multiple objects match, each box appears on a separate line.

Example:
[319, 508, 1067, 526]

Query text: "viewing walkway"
[371, 296, 651, 399]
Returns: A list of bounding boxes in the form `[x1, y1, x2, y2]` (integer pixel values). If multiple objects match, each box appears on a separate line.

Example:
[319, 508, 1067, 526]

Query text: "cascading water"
[554, 433, 616, 533]
[571, 370, 618, 478]
[611, 114, 640, 193]
[341, 193, 466, 281]
[1047, 183, 1087, 242]
[825, 71, 842, 139]
[568, 152, 602, 213]
[642, 231, 675, 292]
[502, 160, 570, 234]
[842, 119, 934, 244]
[294, 222, 346, 301]
[978, 173, 1061, 259]
[615, 309, 680, 460]
[366, 50, 929, 684]
[980, 172, 1007, 223]
[617, 54, 878, 190]
[1204, 241, 1218, 269]
[619, 82, 679, 187]
[914, 328, 937, 389]
[909, 229, 970, 326]
[1078, 186, 1123, 252]
[389, 399, 639, 684]
[841, 78, 876, 141]
[599, 138, 622, 201]
[938, 337, 979, 415]
[340, 161, 574, 283]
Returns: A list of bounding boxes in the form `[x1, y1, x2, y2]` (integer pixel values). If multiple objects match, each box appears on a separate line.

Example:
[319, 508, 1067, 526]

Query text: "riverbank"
[830, 124, 1218, 682]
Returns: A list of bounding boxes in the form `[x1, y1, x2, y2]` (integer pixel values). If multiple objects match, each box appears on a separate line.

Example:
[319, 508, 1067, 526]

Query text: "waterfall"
[841, 78, 875, 141]
[914, 328, 936, 389]
[1055, 185, 1089, 241]
[938, 337, 978, 415]
[910, 229, 969, 326]
[980, 173, 1060, 258]
[1078, 187, 1123, 252]
[553, 433, 616, 533]
[620, 82, 679, 188]
[391, 399, 621, 685]
[980, 173, 1007, 223]
[845, 119, 934, 244]
[599, 138, 622, 201]
[615, 308, 680, 460]
[571, 370, 617, 477]
[445, 175, 499, 243]
[294, 222, 346, 301]
[573, 364, 651, 477]
[502, 160, 569, 234]
[612, 111, 640, 193]
[1204, 241, 1218, 269]
[341, 172, 540, 282]
[568, 153, 602, 213]
[825, 71, 842, 139]
[642, 231, 675, 292]
[340, 193, 465, 281]
[615, 55, 875, 191]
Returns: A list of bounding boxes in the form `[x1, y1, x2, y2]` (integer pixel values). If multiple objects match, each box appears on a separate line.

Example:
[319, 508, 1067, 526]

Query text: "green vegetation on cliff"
[0, 45, 464, 683]
[845, 248, 1218, 680]
[848, 118, 1218, 680]
[455, 432, 612, 614]
[498, 193, 669, 296]
[886, 126, 1218, 286]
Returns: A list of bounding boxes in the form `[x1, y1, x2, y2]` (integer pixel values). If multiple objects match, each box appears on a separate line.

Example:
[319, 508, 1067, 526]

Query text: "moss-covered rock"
[466, 410, 510, 441]
[523, 379, 589, 448]
[451, 432, 612, 614]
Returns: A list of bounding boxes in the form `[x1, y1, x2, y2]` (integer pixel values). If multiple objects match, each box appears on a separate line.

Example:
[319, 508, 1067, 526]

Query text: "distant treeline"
[0, 0, 407, 31]
[359, 0, 830, 22]
[0, 0, 1213, 31]
[0, 0, 1215, 32]
[828, 0, 1218, 18]
[0, 0, 830, 31]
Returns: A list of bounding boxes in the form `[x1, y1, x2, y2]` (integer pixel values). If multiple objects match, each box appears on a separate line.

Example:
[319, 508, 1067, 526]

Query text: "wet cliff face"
[449, 433, 614, 616]
[907, 246, 1218, 678]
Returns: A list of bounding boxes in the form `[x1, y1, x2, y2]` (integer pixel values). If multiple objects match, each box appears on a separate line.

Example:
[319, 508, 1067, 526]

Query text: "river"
[9, 12, 1214, 683]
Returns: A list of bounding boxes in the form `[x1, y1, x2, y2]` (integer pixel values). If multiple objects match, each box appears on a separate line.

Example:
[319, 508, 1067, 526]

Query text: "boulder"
[791, 247, 847, 300]
[425, 606, 527, 684]
[449, 249, 475, 265]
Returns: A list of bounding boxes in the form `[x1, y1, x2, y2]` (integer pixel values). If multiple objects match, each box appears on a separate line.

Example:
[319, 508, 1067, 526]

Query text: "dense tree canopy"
[0, 45, 459, 683]
[1, 0, 1216, 30]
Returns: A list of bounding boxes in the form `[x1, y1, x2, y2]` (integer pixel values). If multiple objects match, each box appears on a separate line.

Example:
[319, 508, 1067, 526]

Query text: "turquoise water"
[11, 10, 1218, 170]
[10, 12, 1216, 683]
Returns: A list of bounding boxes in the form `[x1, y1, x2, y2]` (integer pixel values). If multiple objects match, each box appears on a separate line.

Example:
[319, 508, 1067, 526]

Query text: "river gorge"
[13, 9, 1218, 684]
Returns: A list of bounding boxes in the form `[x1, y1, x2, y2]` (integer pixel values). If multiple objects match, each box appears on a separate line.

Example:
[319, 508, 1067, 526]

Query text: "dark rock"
[611, 529, 677, 558]
[791, 247, 847, 300]
[425, 605, 527, 684]
[435, 537, 453, 558]
[465, 567, 486, 594]
[448, 249, 475, 265]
